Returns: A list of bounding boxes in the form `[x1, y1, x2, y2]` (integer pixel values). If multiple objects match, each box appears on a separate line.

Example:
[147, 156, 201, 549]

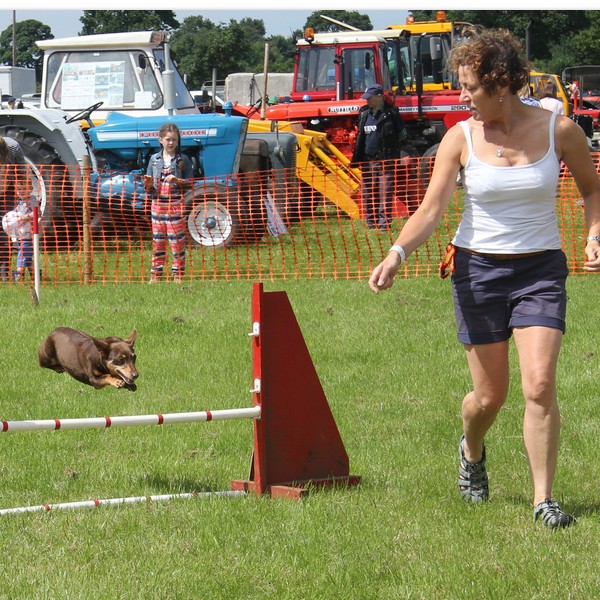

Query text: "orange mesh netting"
[1, 156, 594, 286]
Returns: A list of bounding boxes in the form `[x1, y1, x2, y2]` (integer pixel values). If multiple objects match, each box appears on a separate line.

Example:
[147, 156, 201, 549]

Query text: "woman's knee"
[522, 374, 556, 407]
[464, 390, 506, 415]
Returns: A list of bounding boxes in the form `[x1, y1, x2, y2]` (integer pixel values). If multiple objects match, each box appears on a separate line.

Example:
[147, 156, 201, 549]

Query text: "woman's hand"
[368, 252, 402, 293]
[583, 241, 600, 272]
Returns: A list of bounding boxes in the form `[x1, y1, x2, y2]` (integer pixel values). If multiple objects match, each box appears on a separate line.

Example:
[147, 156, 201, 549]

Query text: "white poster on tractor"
[61, 61, 125, 110]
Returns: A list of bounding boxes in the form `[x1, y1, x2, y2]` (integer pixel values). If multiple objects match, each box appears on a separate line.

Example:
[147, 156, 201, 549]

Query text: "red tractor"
[231, 13, 472, 216]
[236, 12, 472, 162]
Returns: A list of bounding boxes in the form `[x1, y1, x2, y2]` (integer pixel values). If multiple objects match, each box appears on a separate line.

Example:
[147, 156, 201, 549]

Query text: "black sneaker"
[533, 498, 576, 529]
[458, 435, 489, 503]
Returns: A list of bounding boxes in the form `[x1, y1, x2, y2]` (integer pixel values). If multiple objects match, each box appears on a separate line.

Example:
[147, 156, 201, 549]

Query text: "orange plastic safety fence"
[0, 156, 595, 286]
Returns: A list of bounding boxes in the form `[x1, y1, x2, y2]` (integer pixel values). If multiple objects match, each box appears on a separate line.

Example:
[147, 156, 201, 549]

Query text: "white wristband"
[389, 245, 406, 263]
[586, 236, 600, 243]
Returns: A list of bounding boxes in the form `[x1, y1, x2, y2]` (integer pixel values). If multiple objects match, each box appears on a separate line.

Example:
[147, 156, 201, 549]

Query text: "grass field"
[1, 276, 599, 599]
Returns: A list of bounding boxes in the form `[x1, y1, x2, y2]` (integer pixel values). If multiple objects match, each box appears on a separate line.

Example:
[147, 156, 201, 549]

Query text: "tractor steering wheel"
[65, 101, 105, 124]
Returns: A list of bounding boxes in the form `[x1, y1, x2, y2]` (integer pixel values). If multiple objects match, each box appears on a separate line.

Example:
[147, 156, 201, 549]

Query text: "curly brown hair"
[448, 28, 530, 96]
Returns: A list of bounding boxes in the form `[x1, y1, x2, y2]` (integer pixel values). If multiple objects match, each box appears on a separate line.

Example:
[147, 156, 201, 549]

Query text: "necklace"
[496, 146, 504, 158]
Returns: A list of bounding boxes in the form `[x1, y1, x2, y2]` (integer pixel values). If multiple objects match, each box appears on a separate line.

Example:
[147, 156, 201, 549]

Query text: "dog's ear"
[125, 330, 137, 346]
[92, 337, 112, 356]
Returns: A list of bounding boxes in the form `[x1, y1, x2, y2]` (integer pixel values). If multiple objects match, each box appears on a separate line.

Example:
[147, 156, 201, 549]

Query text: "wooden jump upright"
[232, 282, 361, 499]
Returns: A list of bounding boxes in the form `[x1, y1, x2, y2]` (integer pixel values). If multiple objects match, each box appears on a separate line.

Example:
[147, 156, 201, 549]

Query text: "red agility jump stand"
[232, 283, 361, 499]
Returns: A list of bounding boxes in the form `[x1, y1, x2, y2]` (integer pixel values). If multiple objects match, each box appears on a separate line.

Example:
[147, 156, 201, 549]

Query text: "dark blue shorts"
[451, 248, 568, 345]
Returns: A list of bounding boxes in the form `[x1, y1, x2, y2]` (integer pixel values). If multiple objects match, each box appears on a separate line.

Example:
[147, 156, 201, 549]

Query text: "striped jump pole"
[0, 490, 245, 516]
[0, 408, 259, 516]
[0, 407, 261, 433]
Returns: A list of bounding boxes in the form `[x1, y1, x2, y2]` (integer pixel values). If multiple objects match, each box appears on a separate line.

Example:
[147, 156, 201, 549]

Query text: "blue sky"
[0, 9, 410, 39]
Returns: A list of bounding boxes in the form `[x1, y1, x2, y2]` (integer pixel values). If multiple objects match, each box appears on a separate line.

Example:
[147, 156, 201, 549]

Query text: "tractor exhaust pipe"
[163, 36, 176, 115]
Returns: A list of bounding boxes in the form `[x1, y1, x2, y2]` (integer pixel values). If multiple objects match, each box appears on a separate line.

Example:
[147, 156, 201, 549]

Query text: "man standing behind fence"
[352, 84, 408, 231]
[0, 136, 28, 282]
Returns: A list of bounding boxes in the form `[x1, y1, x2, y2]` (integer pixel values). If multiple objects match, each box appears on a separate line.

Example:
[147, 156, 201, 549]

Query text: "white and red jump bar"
[1, 407, 261, 433]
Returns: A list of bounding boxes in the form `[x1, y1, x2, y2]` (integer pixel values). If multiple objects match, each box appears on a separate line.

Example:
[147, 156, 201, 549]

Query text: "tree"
[305, 10, 372, 33]
[265, 35, 296, 73]
[230, 18, 268, 73]
[79, 10, 179, 35]
[575, 11, 600, 65]
[170, 15, 297, 87]
[409, 10, 589, 68]
[170, 16, 248, 89]
[0, 19, 53, 82]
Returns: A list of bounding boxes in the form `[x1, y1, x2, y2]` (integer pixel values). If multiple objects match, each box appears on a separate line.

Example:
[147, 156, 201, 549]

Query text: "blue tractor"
[87, 106, 286, 247]
[0, 102, 296, 249]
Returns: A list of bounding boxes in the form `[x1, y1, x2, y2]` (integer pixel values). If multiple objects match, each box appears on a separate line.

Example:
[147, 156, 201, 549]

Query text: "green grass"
[0, 277, 599, 599]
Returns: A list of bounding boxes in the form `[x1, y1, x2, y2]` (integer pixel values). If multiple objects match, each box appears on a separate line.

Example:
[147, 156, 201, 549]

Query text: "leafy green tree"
[0, 19, 53, 82]
[231, 17, 268, 73]
[534, 38, 585, 77]
[79, 10, 179, 35]
[575, 10, 600, 65]
[409, 10, 589, 68]
[170, 16, 248, 89]
[265, 35, 296, 73]
[305, 11, 372, 33]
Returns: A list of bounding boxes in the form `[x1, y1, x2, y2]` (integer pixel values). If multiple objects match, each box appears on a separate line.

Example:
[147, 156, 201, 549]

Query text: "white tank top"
[452, 112, 562, 253]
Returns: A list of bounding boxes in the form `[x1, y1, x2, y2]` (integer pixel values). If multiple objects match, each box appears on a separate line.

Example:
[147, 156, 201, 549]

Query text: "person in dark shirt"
[352, 84, 408, 230]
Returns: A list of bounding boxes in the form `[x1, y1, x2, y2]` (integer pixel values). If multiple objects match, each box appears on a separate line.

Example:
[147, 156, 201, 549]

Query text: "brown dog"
[39, 327, 138, 391]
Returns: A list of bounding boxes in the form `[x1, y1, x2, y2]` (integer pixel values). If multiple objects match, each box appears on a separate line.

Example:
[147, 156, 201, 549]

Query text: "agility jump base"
[0, 282, 360, 514]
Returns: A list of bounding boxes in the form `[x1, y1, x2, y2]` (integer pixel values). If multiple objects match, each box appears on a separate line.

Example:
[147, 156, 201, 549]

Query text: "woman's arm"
[556, 116, 600, 272]
[369, 123, 464, 292]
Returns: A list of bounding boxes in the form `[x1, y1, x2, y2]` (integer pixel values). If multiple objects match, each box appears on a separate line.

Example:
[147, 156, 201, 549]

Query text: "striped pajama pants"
[150, 199, 187, 277]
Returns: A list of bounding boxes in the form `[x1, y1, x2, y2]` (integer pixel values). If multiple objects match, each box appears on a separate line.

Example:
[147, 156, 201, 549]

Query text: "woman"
[144, 123, 193, 283]
[368, 29, 600, 528]
[539, 82, 565, 115]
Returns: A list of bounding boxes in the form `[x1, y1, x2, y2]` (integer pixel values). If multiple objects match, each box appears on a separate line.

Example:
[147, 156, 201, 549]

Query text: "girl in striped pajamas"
[144, 123, 194, 283]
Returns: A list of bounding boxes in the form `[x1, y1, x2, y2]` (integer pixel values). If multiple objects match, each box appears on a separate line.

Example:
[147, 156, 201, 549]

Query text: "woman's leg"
[513, 326, 563, 505]
[461, 340, 510, 462]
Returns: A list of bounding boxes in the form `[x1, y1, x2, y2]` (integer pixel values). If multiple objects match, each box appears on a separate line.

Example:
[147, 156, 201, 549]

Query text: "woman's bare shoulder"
[554, 113, 589, 153]
[436, 120, 469, 162]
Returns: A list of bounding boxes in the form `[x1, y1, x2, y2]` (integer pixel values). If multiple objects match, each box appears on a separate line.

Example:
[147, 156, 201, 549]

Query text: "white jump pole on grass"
[0, 407, 261, 433]
[0, 406, 260, 516]
[0, 490, 246, 516]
